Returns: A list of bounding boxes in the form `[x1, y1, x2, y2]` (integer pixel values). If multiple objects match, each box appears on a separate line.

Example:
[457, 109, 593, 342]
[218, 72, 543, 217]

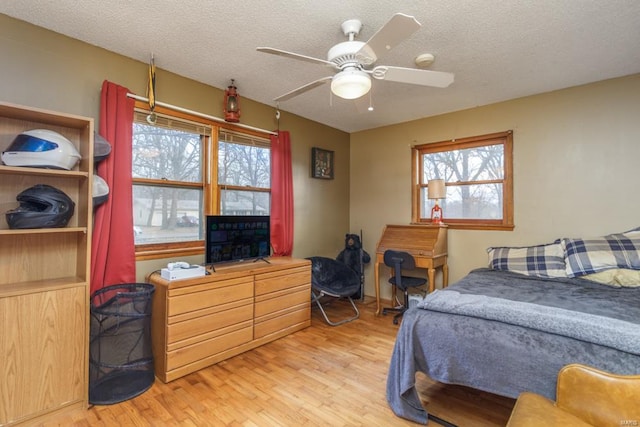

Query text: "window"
[218, 130, 271, 216]
[412, 131, 513, 230]
[132, 103, 271, 258]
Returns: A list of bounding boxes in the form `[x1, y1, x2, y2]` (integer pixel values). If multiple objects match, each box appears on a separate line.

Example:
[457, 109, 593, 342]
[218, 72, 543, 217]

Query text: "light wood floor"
[44, 297, 515, 427]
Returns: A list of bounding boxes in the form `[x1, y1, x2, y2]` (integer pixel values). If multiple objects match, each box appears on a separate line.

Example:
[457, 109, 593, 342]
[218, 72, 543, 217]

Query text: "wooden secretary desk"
[374, 224, 448, 315]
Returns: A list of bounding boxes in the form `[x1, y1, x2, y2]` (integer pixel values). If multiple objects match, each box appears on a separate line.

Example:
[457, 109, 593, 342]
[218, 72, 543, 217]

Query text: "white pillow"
[582, 269, 640, 287]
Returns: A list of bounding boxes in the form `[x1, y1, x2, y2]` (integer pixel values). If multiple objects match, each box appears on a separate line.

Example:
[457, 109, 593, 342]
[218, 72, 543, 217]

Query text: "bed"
[386, 232, 640, 424]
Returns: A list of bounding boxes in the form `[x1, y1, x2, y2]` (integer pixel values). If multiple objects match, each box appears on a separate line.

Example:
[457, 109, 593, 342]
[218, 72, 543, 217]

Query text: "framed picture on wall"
[311, 147, 334, 179]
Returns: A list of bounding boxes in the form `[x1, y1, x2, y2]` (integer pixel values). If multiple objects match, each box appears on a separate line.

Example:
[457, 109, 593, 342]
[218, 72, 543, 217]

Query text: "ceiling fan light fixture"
[331, 68, 371, 99]
[259, 14, 454, 104]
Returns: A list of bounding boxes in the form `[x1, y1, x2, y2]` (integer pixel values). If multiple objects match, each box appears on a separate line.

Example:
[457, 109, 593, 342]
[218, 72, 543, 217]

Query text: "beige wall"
[4, 14, 639, 297]
[0, 14, 351, 282]
[351, 73, 640, 300]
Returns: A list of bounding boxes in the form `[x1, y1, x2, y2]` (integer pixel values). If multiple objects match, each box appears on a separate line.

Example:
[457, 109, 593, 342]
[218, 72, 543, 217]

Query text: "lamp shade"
[331, 68, 371, 99]
[427, 179, 446, 199]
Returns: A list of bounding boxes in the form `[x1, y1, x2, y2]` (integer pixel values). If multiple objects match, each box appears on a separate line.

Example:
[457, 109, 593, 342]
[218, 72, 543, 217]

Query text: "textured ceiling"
[2, 1, 639, 133]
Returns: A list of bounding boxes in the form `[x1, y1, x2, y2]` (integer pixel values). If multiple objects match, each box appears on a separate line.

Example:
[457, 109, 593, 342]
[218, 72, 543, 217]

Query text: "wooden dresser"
[147, 257, 311, 382]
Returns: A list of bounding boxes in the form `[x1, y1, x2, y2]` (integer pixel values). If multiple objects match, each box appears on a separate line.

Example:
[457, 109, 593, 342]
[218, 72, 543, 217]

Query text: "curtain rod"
[126, 93, 277, 136]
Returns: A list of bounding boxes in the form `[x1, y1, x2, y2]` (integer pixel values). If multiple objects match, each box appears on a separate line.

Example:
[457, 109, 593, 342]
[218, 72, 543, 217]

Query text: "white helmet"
[93, 174, 109, 207]
[1, 129, 81, 170]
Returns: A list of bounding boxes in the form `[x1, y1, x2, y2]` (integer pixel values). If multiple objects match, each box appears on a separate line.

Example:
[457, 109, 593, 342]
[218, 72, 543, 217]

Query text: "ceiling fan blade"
[273, 76, 333, 102]
[356, 13, 421, 65]
[257, 47, 338, 69]
[372, 66, 454, 88]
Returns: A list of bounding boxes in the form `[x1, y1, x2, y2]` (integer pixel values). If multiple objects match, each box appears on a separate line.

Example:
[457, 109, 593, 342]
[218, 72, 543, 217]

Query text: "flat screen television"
[205, 215, 271, 265]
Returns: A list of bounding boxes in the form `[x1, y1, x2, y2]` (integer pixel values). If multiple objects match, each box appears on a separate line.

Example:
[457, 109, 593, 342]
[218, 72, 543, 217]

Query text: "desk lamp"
[427, 179, 446, 224]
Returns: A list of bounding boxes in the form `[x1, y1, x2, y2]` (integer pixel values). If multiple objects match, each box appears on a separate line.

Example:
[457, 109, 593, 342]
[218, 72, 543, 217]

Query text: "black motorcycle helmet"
[6, 184, 75, 229]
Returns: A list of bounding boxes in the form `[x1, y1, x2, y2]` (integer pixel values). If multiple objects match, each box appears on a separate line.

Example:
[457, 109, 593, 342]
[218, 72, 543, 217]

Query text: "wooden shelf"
[0, 101, 92, 128]
[0, 276, 87, 298]
[0, 227, 87, 236]
[0, 164, 89, 178]
[0, 101, 93, 425]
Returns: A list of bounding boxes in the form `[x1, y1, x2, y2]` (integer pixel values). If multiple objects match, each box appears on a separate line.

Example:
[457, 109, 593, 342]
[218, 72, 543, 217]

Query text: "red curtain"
[91, 80, 136, 294]
[270, 131, 294, 256]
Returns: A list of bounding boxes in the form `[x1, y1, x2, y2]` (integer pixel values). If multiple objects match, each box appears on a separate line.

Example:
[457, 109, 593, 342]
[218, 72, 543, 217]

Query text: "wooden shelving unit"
[0, 101, 93, 425]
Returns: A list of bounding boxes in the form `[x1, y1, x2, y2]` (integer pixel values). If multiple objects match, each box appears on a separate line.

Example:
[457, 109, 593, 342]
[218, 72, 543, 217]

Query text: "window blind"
[134, 109, 212, 136]
[219, 129, 270, 148]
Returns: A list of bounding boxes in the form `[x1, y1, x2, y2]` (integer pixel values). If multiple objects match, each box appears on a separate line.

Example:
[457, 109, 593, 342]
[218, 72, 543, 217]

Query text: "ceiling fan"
[256, 13, 454, 103]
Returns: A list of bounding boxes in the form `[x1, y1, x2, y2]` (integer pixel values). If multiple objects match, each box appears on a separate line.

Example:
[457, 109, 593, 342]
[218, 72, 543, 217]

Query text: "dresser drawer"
[167, 279, 253, 316]
[254, 305, 310, 339]
[255, 266, 309, 296]
[254, 284, 309, 318]
[166, 322, 253, 371]
[167, 302, 253, 346]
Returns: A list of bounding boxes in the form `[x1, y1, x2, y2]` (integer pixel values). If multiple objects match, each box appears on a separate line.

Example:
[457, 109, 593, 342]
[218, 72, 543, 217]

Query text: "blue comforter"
[386, 268, 640, 424]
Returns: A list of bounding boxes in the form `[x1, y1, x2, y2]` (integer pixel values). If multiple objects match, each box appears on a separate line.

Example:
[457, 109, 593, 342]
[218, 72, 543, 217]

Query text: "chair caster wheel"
[393, 318, 399, 325]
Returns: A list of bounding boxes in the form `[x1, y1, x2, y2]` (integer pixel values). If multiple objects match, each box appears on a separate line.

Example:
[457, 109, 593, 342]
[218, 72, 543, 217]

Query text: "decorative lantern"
[223, 79, 240, 123]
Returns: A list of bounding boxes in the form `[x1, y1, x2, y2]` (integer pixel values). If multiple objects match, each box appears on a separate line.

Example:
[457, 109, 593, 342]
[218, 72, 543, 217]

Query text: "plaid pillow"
[487, 242, 567, 278]
[562, 230, 640, 277]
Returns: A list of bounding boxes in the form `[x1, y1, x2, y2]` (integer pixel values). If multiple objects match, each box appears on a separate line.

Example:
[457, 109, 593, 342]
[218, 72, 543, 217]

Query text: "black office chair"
[307, 256, 361, 326]
[382, 250, 427, 325]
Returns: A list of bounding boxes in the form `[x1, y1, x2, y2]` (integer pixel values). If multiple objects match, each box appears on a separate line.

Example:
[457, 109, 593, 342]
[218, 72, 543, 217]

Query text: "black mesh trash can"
[89, 283, 155, 405]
